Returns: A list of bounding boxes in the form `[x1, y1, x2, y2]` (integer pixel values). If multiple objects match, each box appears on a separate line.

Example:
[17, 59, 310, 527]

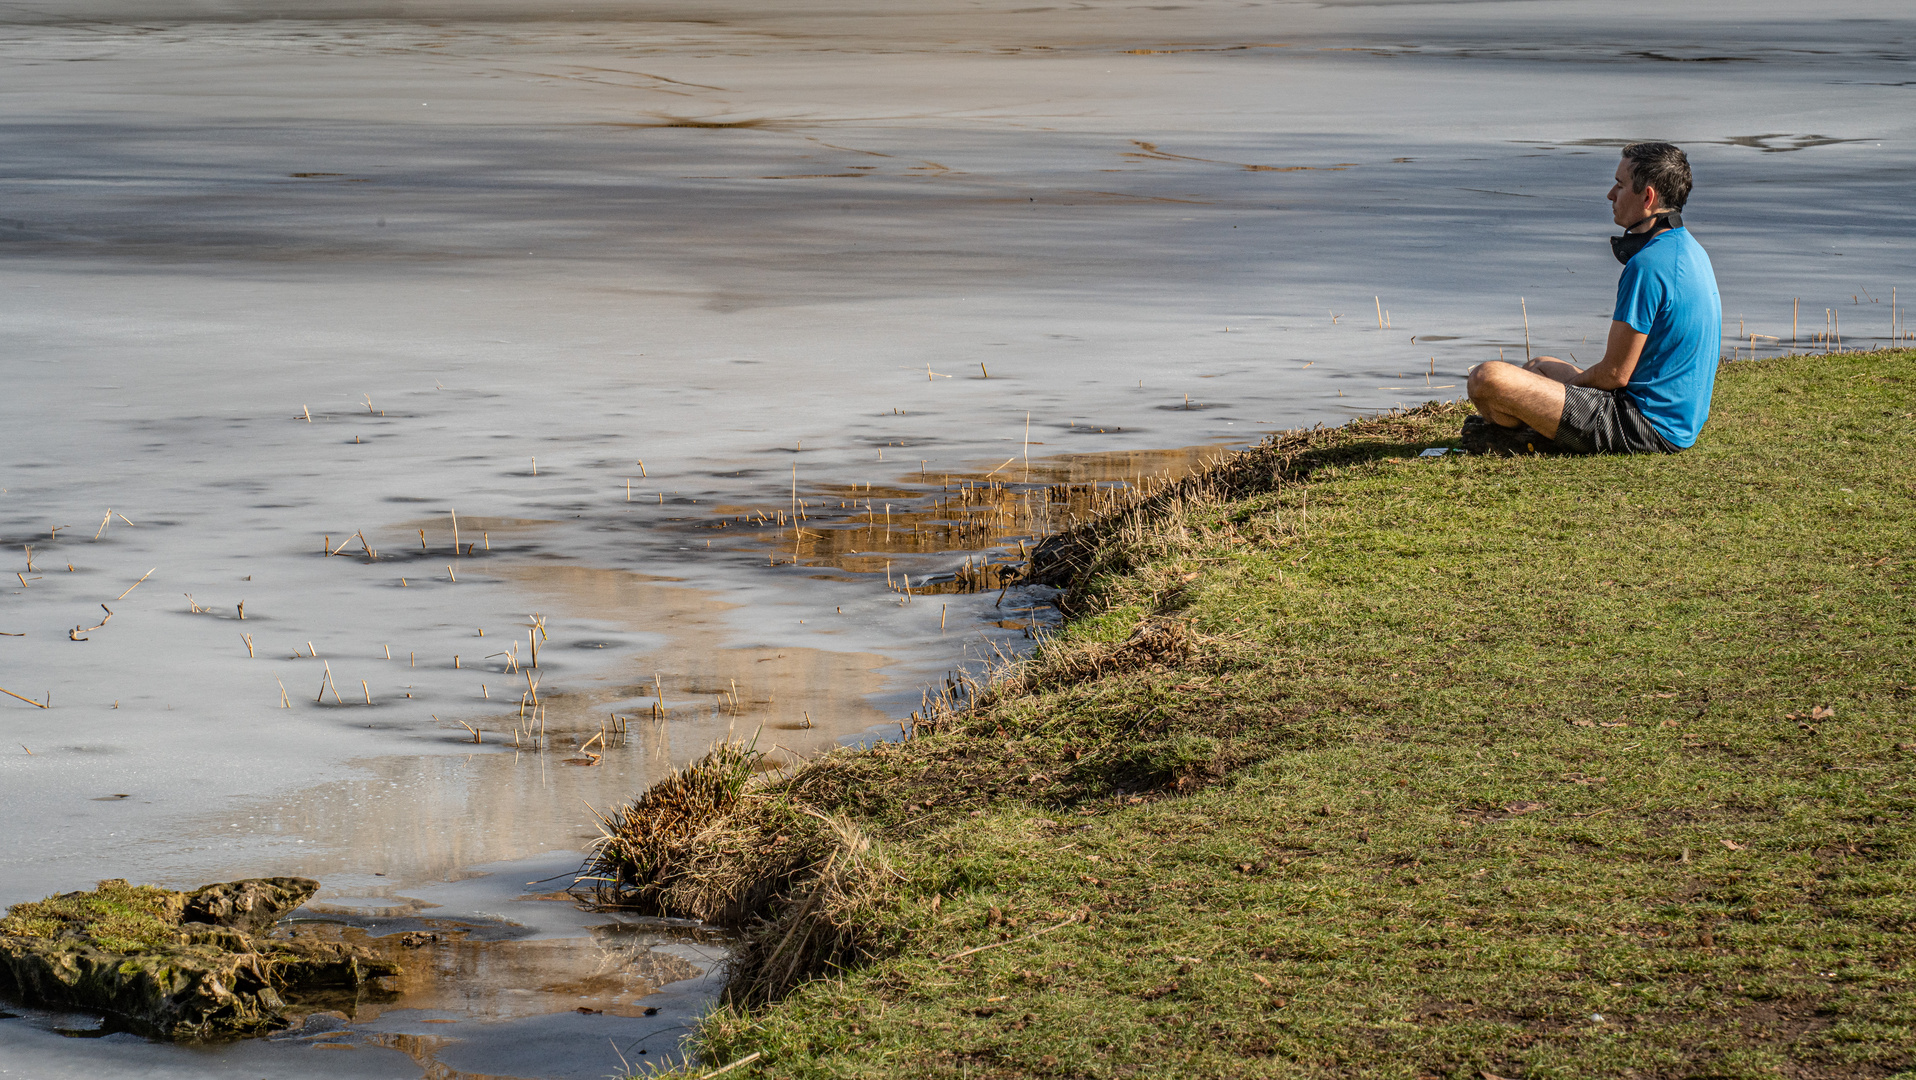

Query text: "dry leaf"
[1504, 801, 1544, 815]
[1571, 719, 1595, 728]
[1251, 973, 1272, 988]
[1660, 719, 1681, 728]
[1600, 721, 1630, 728]
[1721, 839, 1745, 851]
[1810, 705, 1835, 720]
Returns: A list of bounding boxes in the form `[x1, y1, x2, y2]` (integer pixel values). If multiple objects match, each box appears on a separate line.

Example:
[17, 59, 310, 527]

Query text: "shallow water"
[0, 852, 727, 1077]
[2, 0, 1912, 1074]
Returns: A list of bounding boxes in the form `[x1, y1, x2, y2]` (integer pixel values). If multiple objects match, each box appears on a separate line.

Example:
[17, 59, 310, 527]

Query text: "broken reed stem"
[276, 677, 290, 708]
[447, 564, 456, 583]
[0, 685, 50, 709]
[361, 680, 372, 705]
[242, 633, 255, 658]
[115, 568, 156, 601]
[450, 509, 459, 553]
[1521, 297, 1532, 360]
[95, 510, 112, 541]
[1375, 295, 1384, 330]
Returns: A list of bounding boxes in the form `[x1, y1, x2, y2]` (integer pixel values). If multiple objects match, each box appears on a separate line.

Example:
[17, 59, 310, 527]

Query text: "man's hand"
[1523, 356, 1583, 384]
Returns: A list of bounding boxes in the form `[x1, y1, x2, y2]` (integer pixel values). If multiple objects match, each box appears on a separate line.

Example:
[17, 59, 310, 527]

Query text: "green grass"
[655, 351, 1916, 1079]
[0, 879, 186, 955]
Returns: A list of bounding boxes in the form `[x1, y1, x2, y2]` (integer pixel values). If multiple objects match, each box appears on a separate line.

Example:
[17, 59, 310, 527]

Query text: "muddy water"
[3, 0, 1913, 1075]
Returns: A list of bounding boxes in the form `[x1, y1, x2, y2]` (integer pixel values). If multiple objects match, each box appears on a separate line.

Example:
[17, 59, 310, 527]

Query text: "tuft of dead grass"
[723, 813, 904, 1009]
[584, 745, 906, 998]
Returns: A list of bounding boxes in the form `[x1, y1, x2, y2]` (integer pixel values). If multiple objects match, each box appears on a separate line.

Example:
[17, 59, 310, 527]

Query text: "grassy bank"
[641, 350, 1915, 1079]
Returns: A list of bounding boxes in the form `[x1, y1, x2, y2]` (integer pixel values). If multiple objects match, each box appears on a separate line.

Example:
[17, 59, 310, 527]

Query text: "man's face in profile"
[1607, 158, 1653, 229]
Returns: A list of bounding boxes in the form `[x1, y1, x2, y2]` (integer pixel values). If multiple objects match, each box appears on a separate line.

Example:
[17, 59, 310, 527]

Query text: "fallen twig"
[946, 910, 1084, 961]
[697, 1051, 763, 1079]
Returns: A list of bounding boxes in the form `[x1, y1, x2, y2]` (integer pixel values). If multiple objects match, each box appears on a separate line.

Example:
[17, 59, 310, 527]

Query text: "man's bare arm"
[1524, 321, 1649, 388]
[1572, 320, 1649, 389]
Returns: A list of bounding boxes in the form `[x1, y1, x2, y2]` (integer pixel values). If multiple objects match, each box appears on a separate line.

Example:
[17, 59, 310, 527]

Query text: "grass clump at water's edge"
[0, 880, 186, 955]
[612, 350, 1916, 1079]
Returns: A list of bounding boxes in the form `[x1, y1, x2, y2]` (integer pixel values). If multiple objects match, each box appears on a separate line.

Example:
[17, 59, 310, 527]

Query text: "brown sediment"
[688, 443, 1238, 585]
[490, 565, 896, 736]
[266, 919, 709, 1024]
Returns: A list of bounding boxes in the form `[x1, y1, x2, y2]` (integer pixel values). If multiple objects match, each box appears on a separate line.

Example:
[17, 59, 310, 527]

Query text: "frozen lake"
[2, 0, 1912, 1073]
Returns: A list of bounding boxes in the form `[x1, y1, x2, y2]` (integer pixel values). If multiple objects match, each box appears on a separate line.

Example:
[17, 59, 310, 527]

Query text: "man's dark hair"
[1620, 142, 1692, 211]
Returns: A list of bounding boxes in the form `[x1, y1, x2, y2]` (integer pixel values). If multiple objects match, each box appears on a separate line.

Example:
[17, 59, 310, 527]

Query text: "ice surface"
[3, 0, 1913, 1074]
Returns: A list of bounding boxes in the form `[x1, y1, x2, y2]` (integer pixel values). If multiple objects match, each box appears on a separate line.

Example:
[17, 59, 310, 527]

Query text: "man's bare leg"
[1465, 359, 1572, 439]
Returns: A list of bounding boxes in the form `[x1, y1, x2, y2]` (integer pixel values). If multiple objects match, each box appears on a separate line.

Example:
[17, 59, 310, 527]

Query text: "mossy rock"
[0, 877, 399, 1040]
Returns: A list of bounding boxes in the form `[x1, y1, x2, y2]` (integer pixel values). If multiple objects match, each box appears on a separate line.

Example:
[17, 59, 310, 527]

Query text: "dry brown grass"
[583, 745, 903, 999]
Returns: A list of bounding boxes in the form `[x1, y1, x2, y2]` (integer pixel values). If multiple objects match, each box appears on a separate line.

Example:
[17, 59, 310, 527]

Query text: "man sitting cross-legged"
[1464, 142, 1722, 455]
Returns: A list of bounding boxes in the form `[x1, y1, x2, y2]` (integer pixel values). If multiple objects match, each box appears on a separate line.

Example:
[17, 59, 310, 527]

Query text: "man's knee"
[1467, 359, 1522, 398]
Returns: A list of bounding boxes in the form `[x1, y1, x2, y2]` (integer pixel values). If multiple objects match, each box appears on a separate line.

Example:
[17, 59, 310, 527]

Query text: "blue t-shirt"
[1613, 227, 1722, 448]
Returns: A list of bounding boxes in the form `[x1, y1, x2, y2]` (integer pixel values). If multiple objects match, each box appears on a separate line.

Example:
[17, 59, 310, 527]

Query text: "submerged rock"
[0, 877, 400, 1040]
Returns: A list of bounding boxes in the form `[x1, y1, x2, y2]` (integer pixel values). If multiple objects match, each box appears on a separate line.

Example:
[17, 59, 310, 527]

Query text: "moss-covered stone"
[0, 877, 399, 1040]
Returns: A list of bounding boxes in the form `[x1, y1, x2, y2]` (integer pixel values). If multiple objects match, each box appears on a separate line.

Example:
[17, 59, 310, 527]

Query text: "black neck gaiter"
[1611, 211, 1682, 264]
